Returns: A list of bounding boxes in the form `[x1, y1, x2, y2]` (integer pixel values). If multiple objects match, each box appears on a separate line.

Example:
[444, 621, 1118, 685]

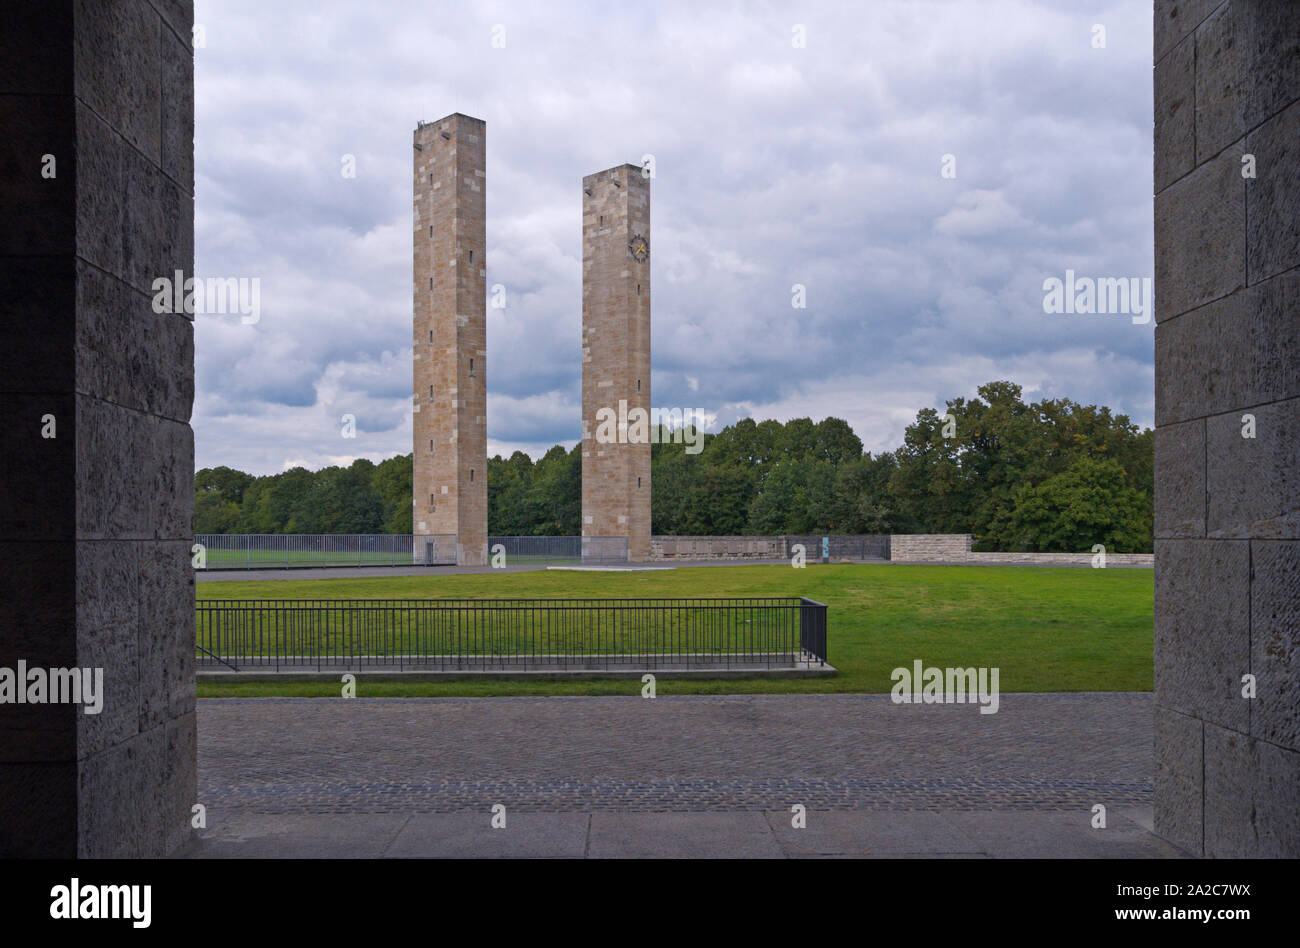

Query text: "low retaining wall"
[646, 533, 1153, 566]
[888, 534, 972, 562]
[649, 536, 785, 560]
[648, 535, 890, 561]
[888, 533, 1153, 567]
[966, 552, 1154, 567]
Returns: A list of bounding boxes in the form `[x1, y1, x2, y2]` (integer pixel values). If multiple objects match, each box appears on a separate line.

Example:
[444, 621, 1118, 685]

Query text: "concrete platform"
[197, 660, 837, 682]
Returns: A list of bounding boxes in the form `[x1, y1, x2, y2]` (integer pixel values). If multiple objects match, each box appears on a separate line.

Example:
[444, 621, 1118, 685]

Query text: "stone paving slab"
[586, 812, 784, 859]
[184, 813, 410, 859]
[941, 809, 1185, 859]
[385, 812, 590, 858]
[763, 809, 981, 856]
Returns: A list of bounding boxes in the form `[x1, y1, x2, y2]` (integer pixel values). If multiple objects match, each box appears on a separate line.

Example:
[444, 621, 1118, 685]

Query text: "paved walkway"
[184, 693, 1186, 857]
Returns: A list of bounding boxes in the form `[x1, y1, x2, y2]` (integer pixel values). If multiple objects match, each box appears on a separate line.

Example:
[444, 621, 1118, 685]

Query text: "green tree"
[195, 466, 254, 507]
[373, 453, 413, 533]
[194, 490, 240, 533]
[528, 444, 581, 534]
[193, 385, 1153, 550]
[747, 456, 835, 534]
[986, 456, 1153, 553]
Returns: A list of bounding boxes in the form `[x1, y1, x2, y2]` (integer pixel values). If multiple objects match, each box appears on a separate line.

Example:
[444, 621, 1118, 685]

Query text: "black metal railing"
[195, 597, 828, 672]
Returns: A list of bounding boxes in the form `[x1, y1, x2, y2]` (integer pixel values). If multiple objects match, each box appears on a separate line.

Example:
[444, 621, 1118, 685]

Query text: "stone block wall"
[649, 536, 785, 560]
[0, 0, 197, 857]
[888, 534, 974, 562]
[966, 552, 1155, 567]
[1153, 0, 1300, 857]
[643, 533, 1154, 566]
[887, 535, 1153, 566]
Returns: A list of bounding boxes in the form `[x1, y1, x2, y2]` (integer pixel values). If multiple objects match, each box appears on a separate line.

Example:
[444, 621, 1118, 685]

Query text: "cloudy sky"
[193, 0, 1155, 475]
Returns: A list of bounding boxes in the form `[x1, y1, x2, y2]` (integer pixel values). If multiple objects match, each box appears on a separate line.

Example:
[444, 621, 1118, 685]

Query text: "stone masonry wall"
[1152, 0, 1300, 857]
[650, 536, 786, 560]
[646, 533, 1153, 565]
[889, 534, 1153, 567]
[888, 534, 974, 562]
[0, 0, 197, 857]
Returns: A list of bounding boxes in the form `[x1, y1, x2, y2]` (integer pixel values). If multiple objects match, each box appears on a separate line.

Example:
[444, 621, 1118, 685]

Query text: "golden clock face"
[628, 234, 649, 262]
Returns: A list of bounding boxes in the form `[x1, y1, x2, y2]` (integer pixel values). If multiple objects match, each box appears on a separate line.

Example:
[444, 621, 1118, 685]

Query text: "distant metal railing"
[783, 535, 891, 561]
[194, 534, 453, 570]
[489, 535, 628, 565]
[195, 597, 828, 671]
[193, 534, 630, 569]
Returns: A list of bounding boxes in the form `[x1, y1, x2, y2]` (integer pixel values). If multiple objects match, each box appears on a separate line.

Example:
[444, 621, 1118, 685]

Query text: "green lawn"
[196, 564, 1154, 698]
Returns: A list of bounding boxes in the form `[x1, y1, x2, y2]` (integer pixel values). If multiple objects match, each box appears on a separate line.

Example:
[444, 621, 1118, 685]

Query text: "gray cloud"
[193, 0, 1154, 473]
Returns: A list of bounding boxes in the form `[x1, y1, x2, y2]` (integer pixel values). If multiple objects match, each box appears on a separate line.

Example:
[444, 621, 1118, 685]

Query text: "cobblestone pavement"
[198, 693, 1154, 813]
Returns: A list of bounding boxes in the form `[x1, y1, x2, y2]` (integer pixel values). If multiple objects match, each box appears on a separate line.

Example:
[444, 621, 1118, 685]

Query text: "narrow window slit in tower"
[470, 469, 475, 482]
[469, 358, 474, 377]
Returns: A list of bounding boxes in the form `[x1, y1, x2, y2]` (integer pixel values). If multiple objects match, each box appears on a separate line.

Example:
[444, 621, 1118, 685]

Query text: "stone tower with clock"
[412, 113, 488, 566]
[581, 163, 651, 561]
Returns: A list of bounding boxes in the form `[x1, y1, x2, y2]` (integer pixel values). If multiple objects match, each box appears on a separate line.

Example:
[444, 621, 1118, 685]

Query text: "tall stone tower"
[412, 113, 487, 566]
[581, 164, 651, 561]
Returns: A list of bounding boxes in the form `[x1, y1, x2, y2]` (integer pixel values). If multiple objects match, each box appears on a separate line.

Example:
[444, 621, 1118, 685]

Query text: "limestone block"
[1153, 420, 1205, 537]
[1154, 147, 1245, 321]
[1154, 538, 1250, 731]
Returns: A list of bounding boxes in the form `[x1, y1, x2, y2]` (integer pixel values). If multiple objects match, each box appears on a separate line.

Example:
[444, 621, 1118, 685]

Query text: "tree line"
[195, 380, 1154, 552]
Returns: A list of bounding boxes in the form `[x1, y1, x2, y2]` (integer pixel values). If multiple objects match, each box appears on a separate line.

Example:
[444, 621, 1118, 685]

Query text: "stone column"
[581, 164, 652, 562]
[412, 113, 488, 567]
[1153, 0, 1299, 857]
[0, 0, 197, 857]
